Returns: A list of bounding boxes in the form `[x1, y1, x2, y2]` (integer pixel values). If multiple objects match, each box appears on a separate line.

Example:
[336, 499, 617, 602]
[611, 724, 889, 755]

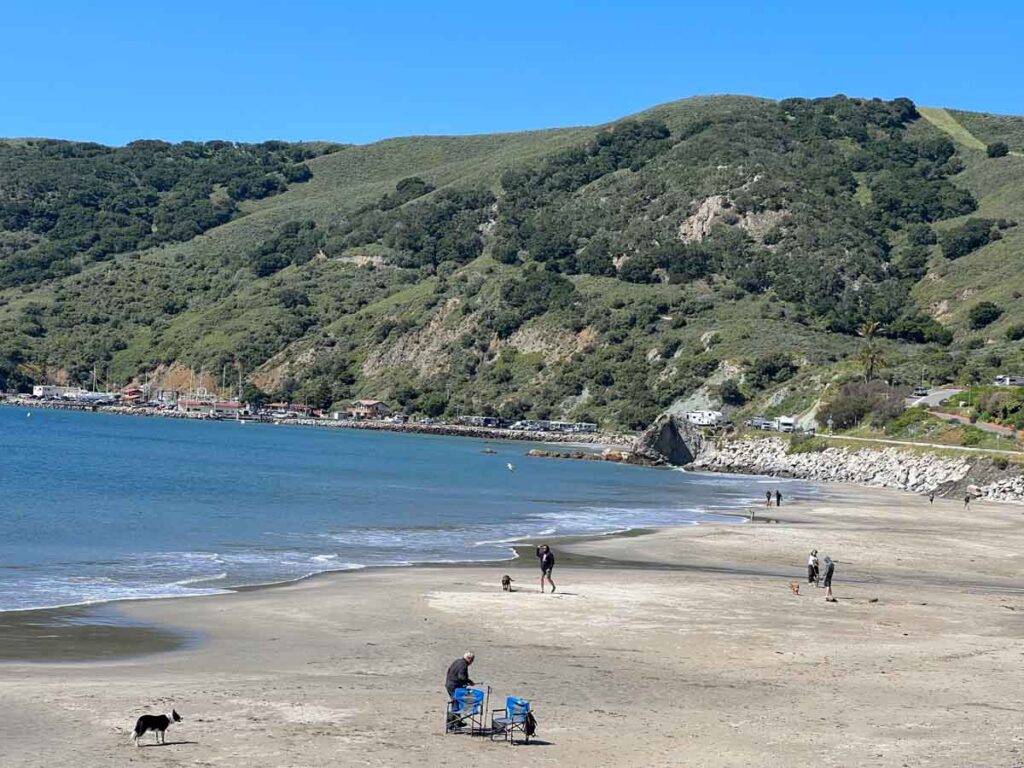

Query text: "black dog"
[131, 709, 181, 746]
[501, 575, 514, 591]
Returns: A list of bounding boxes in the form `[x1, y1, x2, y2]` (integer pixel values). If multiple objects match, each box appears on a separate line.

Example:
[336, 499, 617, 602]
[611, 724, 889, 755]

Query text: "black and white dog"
[131, 709, 181, 746]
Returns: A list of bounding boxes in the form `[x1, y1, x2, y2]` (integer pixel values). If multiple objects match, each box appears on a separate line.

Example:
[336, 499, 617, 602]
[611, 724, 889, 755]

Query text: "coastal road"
[906, 387, 963, 408]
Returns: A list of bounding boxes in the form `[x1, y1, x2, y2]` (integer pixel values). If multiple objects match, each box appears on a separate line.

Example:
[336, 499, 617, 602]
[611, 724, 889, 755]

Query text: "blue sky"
[2, 0, 1021, 145]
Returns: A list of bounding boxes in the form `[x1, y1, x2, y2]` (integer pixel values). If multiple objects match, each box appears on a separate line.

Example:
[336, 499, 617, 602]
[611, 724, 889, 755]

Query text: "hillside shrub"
[819, 380, 905, 430]
[746, 354, 797, 389]
[941, 218, 996, 259]
[960, 426, 985, 446]
[987, 142, 1010, 158]
[1005, 324, 1024, 342]
[718, 378, 746, 406]
[968, 301, 1003, 329]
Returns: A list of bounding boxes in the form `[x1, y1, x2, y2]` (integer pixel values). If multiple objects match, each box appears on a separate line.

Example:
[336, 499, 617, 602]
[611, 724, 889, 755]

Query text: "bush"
[941, 218, 995, 259]
[987, 142, 1010, 158]
[968, 301, 1003, 329]
[960, 426, 985, 446]
[819, 380, 906, 430]
[1006, 324, 1024, 341]
[746, 354, 797, 389]
[718, 378, 746, 406]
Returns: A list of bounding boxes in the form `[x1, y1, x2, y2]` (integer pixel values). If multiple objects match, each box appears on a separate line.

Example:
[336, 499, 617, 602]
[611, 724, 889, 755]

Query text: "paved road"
[906, 387, 963, 408]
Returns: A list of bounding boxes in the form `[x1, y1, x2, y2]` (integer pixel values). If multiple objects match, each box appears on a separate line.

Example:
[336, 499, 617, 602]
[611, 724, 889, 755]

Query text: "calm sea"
[0, 407, 815, 611]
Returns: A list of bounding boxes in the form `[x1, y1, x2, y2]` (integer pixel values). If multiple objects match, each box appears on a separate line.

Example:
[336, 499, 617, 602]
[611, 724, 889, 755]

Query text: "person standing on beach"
[964, 494, 972, 509]
[775, 490, 782, 507]
[445, 652, 476, 727]
[807, 549, 819, 586]
[766, 490, 773, 508]
[823, 556, 836, 602]
[537, 544, 556, 593]
[929, 492, 935, 504]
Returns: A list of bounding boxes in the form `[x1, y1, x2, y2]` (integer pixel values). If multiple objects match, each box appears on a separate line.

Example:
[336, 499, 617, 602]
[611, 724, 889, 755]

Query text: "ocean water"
[0, 407, 815, 611]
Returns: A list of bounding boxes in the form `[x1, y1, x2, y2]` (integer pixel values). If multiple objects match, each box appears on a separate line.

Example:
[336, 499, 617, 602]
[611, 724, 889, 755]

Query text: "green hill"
[2, 95, 1024, 431]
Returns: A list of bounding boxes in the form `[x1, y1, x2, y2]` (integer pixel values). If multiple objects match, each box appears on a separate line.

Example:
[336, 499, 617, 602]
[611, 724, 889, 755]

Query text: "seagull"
[506, 462, 515, 473]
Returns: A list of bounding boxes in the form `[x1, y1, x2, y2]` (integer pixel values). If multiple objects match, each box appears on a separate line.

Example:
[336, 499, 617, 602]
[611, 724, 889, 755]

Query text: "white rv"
[685, 410, 724, 427]
[773, 416, 796, 433]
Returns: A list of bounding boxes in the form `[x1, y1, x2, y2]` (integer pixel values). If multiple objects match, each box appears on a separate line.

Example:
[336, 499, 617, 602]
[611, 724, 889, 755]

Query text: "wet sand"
[2, 485, 1023, 766]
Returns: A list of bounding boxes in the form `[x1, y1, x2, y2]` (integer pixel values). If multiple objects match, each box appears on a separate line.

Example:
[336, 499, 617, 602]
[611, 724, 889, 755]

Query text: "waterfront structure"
[346, 399, 391, 420]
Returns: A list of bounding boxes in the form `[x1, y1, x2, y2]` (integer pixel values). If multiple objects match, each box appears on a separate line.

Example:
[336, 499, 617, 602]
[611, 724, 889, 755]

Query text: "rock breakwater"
[692, 437, 1024, 504]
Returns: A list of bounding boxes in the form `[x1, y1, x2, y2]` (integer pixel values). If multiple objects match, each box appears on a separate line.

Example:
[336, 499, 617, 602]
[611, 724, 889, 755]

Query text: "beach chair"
[445, 687, 487, 735]
[490, 696, 531, 744]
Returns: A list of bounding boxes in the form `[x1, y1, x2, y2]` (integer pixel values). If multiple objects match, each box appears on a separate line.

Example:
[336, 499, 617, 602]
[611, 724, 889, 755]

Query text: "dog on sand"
[131, 709, 181, 746]
[501, 575, 514, 591]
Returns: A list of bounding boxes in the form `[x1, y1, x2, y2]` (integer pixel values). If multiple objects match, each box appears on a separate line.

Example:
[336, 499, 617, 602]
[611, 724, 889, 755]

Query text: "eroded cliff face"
[691, 437, 1024, 503]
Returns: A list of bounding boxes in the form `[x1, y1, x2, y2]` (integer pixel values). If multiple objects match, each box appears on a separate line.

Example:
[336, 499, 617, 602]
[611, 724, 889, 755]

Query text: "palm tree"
[856, 321, 885, 381]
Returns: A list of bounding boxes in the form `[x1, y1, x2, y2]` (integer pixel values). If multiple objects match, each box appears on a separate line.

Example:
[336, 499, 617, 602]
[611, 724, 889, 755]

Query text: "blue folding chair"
[445, 687, 487, 735]
[490, 696, 531, 744]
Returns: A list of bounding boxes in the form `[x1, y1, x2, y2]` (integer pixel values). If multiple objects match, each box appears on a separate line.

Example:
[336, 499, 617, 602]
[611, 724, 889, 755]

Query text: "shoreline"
[0, 517, 742, 664]
[3, 484, 1023, 766]
[0, 398, 637, 450]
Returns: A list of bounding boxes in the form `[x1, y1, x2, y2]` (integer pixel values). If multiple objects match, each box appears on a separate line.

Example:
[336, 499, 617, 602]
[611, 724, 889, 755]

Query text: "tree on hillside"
[968, 301, 1003, 330]
[987, 142, 1010, 158]
[857, 321, 886, 380]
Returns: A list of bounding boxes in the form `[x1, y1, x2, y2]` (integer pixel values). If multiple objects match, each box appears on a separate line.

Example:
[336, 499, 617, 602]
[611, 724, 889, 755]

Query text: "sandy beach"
[2, 484, 1023, 767]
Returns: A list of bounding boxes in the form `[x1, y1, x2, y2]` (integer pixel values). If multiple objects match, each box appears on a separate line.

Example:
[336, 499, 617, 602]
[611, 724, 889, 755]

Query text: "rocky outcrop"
[692, 437, 1024, 504]
[636, 415, 701, 466]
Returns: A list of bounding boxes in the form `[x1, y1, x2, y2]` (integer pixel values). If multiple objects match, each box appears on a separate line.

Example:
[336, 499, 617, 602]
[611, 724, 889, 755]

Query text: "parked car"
[913, 387, 928, 397]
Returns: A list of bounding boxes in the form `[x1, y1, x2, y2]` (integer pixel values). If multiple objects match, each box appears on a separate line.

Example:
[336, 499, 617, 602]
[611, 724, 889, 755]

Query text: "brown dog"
[789, 581, 801, 596]
[501, 575, 514, 592]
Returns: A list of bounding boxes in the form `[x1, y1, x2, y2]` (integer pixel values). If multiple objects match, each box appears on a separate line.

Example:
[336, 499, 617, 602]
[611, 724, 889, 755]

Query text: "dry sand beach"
[2, 485, 1024, 767]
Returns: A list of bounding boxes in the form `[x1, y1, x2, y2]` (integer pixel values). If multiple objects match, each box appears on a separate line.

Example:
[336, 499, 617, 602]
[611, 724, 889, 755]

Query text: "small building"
[346, 399, 391, 420]
[993, 374, 1024, 387]
[121, 385, 145, 404]
[685, 410, 724, 427]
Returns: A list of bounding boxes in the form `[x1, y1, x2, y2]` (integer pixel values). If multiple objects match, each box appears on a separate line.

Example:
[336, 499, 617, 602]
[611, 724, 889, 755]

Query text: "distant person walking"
[807, 549, 819, 586]
[823, 556, 836, 602]
[766, 490, 773, 508]
[929, 492, 935, 504]
[775, 490, 782, 508]
[964, 494, 972, 510]
[536, 544, 556, 593]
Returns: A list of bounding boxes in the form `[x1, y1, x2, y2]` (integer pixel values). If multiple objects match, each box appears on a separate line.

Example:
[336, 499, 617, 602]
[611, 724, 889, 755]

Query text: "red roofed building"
[346, 399, 391, 420]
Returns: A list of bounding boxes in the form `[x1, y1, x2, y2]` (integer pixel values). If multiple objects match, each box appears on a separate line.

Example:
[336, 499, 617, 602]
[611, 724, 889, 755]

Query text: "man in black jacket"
[445, 651, 475, 697]
[445, 652, 476, 728]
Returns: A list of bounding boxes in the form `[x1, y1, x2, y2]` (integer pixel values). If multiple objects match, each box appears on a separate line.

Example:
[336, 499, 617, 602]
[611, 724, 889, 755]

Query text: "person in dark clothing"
[537, 544, 556, 593]
[929, 492, 935, 504]
[823, 556, 836, 602]
[775, 490, 782, 507]
[445, 652, 475, 697]
[765, 490, 772, 508]
[445, 652, 475, 727]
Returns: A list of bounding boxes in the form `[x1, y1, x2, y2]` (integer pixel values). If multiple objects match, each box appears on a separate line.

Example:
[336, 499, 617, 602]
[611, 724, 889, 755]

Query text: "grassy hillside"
[2, 95, 1024, 431]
